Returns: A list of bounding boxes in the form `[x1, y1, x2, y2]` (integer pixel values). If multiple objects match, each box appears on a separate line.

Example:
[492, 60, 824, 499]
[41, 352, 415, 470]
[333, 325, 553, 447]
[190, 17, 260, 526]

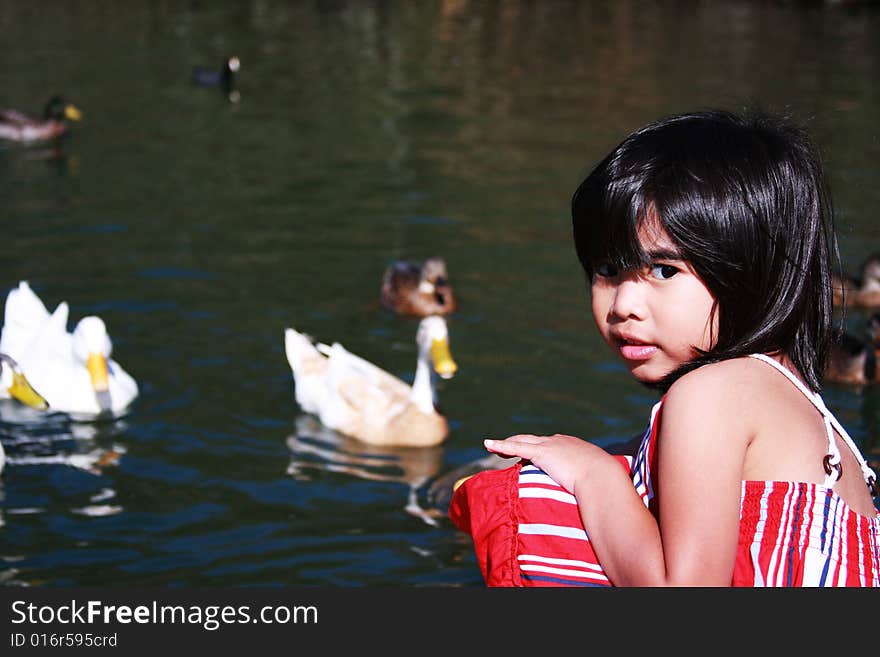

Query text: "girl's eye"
[595, 262, 618, 278]
[650, 264, 679, 280]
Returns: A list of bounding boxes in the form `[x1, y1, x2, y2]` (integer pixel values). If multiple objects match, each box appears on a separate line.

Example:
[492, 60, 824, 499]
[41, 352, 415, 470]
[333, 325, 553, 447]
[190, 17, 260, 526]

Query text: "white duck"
[0, 281, 138, 416]
[0, 351, 50, 474]
[284, 315, 458, 447]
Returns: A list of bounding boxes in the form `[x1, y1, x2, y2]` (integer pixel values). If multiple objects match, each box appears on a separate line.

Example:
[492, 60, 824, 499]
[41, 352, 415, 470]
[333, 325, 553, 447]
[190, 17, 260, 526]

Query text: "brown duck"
[380, 257, 458, 317]
[832, 255, 880, 308]
[825, 313, 880, 385]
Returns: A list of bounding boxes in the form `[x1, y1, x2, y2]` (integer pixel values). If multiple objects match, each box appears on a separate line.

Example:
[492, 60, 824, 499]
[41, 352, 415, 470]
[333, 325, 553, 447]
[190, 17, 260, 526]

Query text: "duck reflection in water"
[0, 404, 126, 479]
[286, 414, 446, 526]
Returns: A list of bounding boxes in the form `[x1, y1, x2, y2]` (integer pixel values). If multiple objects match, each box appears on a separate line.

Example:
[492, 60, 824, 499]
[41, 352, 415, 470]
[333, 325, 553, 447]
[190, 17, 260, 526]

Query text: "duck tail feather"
[5, 281, 51, 330]
[284, 328, 320, 371]
[1, 281, 54, 357]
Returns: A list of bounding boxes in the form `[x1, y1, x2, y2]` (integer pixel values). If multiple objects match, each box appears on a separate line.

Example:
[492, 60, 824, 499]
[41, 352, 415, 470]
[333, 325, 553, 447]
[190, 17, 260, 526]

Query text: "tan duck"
[380, 257, 458, 317]
[825, 313, 880, 385]
[0, 96, 83, 143]
[832, 254, 880, 308]
[284, 315, 458, 447]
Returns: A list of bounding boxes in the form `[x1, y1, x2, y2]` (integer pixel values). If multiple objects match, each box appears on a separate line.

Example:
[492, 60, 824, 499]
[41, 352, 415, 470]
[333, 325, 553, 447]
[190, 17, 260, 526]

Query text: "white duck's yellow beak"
[87, 353, 110, 392]
[8, 371, 49, 410]
[431, 337, 458, 380]
[65, 104, 83, 121]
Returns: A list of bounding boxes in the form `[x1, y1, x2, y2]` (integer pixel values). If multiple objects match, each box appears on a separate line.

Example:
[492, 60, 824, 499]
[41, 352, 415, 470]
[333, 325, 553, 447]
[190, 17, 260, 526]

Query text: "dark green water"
[1, 0, 878, 586]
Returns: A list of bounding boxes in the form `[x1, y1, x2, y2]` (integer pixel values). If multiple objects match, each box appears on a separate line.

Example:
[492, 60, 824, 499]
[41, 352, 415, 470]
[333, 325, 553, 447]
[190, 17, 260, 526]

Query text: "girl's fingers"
[484, 435, 544, 458]
[484, 438, 528, 457]
[489, 434, 545, 445]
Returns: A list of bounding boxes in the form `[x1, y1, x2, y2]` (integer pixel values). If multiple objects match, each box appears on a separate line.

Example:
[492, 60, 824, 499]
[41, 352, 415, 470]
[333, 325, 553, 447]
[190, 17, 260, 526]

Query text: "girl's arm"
[648, 364, 749, 584]
[485, 362, 749, 586]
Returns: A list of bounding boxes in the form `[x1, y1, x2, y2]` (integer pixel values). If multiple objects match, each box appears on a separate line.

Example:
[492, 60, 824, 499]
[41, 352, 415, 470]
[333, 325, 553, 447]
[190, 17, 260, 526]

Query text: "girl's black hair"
[572, 108, 838, 392]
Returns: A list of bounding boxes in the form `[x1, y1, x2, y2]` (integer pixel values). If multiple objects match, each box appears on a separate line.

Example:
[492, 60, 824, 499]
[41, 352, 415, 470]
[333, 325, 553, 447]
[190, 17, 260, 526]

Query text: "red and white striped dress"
[450, 355, 880, 587]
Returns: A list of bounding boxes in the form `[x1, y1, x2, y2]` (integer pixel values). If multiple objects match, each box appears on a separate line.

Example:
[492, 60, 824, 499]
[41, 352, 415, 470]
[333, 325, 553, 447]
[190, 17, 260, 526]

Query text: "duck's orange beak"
[87, 353, 109, 392]
[64, 104, 83, 121]
[431, 337, 458, 380]
[8, 371, 49, 410]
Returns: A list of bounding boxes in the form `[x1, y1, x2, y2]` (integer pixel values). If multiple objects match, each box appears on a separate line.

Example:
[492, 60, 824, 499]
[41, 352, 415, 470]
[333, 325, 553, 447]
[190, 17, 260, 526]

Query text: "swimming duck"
[380, 257, 458, 317]
[0, 96, 83, 143]
[824, 313, 880, 385]
[0, 352, 49, 474]
[0, 281, 138, 416]
[832, 254, 880, 308]
[284, 315, 458, 447]
[191, 56, 241, 103]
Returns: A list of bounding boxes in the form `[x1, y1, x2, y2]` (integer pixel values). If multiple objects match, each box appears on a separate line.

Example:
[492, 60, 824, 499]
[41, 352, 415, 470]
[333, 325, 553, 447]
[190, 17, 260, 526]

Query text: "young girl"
[452, 108, 879, 586]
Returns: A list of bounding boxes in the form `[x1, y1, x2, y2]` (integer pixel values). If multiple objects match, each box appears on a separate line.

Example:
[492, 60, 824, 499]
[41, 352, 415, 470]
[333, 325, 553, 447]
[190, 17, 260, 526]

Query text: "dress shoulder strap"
[748, 353, 877, 494]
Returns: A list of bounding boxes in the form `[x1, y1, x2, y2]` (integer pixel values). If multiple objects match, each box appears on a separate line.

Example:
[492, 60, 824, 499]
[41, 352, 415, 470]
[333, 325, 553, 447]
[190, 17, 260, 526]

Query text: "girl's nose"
[610, 276, 648, 320]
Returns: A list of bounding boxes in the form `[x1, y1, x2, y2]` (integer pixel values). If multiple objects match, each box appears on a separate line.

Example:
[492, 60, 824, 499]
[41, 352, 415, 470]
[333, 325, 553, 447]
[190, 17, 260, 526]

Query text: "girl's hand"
[484, 433, 606, 494]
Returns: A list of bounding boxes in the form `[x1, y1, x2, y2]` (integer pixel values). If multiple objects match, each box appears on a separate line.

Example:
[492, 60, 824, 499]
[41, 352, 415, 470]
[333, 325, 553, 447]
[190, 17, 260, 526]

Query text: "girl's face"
[591, 219, 718, 384]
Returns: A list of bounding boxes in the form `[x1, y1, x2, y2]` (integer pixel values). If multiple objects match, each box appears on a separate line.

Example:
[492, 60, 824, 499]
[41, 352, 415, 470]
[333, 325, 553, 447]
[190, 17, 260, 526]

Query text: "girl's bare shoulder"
[658, 358, 767, 467]
[663, 357, 779, 421]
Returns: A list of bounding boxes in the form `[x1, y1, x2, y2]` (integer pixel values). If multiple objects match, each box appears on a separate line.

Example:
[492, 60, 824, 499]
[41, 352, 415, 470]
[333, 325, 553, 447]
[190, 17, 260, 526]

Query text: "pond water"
[1, 0, 879, 587]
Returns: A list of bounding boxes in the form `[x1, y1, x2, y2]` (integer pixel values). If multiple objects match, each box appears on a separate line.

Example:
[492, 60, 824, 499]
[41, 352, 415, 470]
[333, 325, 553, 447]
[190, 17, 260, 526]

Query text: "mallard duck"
[380, 257, 458, 317]
[832, 254, 880, 308]
[0, 96, 82, 143]
[284, 315, 458, 447]
[825, 313, 880, 385]
[0, 281, 138, 416]
[191, 56, 241, 103]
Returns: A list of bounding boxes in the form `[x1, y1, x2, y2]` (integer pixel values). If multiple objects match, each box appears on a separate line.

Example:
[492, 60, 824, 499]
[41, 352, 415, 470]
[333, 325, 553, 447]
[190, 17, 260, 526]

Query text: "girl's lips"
[620, 343, 658, 360]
